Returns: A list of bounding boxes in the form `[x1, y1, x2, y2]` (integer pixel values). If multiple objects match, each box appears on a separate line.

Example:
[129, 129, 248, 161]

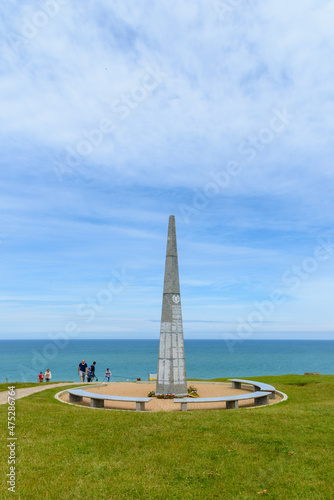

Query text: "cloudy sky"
[1, 0, 334, 340]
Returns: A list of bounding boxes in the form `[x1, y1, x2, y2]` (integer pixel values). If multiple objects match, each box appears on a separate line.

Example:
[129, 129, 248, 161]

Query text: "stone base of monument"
[155, 393, 188, 398]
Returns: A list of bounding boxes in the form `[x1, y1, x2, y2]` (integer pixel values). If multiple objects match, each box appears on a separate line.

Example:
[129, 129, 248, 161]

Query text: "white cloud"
[1, 0, 334, 338]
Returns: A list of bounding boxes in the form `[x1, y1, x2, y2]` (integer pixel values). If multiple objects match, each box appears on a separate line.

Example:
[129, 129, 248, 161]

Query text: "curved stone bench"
[174, 391, 271, 411]
[228, 379, 276, 399]
[67, 389, 151, 411]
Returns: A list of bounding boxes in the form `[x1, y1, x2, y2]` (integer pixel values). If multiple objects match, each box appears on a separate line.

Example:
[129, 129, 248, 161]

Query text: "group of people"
[37, 362, 112, 383]
[78, 360, 112, 382]
[38, 369, 51, 382]
[78, 360, 96, 382]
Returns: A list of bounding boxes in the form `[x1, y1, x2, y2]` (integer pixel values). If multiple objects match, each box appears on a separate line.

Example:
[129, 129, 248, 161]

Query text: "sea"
[1, 339, 333, 383]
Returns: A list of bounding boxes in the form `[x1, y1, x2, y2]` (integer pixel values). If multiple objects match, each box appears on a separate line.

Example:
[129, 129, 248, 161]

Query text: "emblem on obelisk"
[172, 295, 180, 304]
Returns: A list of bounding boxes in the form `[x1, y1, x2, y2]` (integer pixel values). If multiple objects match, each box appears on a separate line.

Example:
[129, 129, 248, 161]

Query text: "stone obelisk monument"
[156, 215, 187, 396]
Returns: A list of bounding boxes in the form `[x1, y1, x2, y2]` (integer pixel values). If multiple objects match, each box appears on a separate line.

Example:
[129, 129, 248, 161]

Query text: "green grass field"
[0, 382, 74, 392]
[0, 383, 42, 392]
[1, 375, 333, 499]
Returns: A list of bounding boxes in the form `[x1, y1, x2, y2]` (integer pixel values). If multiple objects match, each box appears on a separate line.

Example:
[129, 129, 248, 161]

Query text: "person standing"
[38, 372, 44, 383]
[78, 359, 87, 382]
[87, 367, 92, 382]
[105, 368, 111, 382]
[45, 368, 51, 382]
[89, 361, 96, 382]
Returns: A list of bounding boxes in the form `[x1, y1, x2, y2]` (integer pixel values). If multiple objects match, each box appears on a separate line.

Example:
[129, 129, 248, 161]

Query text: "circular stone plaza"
[58, 379, 286, 412]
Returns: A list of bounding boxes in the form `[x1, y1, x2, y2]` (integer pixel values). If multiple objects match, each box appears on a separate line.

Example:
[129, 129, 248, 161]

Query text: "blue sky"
[1, 0, 334, 340]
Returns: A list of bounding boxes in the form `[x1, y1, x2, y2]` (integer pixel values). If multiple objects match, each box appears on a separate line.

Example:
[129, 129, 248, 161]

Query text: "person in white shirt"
[105, 368, 111, 382]
[45, 368, 51, 382]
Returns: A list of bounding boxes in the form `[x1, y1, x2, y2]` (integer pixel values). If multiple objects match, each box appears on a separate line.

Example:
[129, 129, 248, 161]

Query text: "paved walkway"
[0, 382, 94, 405]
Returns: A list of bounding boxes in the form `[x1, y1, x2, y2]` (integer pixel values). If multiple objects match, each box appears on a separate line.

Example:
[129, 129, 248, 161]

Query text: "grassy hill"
[1, 375, 333, 499]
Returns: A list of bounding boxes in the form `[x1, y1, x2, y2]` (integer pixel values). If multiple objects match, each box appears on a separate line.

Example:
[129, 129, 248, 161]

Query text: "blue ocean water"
[1, 339, 333, 383]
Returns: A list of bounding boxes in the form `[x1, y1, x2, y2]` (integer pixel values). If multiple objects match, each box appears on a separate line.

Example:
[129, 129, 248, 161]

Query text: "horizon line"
[1, 337, 334, 341]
